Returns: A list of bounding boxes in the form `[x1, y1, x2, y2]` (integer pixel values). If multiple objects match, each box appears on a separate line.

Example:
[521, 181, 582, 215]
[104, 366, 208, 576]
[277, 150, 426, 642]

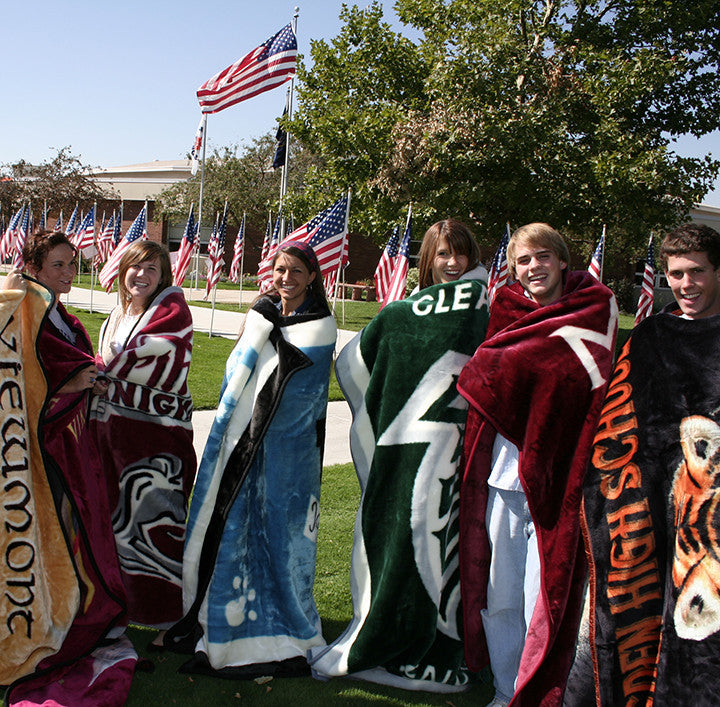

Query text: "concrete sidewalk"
[60, 284, 355, 466]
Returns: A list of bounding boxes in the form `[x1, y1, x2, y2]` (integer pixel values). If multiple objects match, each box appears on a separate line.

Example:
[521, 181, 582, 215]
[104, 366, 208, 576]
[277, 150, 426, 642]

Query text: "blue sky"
[4, 0, 719, 204]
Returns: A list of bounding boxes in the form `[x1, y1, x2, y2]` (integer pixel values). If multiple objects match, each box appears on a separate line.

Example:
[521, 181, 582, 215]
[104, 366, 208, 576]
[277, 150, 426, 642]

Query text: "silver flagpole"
[239, 211, 246, 310]
[192, 113, 208, 300]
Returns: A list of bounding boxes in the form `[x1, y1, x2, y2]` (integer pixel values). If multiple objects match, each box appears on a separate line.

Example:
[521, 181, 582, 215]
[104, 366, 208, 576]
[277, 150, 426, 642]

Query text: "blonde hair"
[506, 223, 569, 279]
[117, 241, 173, 312]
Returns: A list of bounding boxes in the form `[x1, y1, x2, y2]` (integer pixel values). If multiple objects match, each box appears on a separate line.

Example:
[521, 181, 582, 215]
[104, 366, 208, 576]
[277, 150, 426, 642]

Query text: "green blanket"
[309, 279, 489, 692]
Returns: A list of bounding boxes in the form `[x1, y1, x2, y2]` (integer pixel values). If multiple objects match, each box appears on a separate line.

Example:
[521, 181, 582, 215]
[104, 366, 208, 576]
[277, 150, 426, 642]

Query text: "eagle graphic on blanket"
[0, 280, 134, 707]
[578, 308, 720, 706]
[91, 286, 195, 628]
[309, 279, 489, 692]
[457, 271, 617, 706]
[166, 296, 336, 677]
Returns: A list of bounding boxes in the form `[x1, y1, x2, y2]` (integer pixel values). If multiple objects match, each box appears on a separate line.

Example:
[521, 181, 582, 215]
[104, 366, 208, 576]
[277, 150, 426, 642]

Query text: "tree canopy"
[290, 0, 720, 261]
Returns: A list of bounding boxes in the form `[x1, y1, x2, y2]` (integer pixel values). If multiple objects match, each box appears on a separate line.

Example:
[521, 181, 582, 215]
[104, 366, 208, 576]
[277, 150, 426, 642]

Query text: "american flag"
[65, 204, 79, 239]
[96, 211, 115, 265]
[488, 227, 510, 304]
[381, 214, 412, 308]
[38, 202, 47, 231]
[190, 115, 205, 176]
[634, 234, 655, 326]
[374, 225, 400, 305]
[205, 204, 227, 299]
[587, 229, 606, 281]
[13, 205, 30, 268]
[1, 205, 25, 261]
[197, 24, 297, 114]
[229, 213, 245, 283]
[74, 204, 96, 251]
[260, 213, 273, 262]
[99, 205, 148, 291]
[257, 194, 350, 297]
[173, 204, 198, 286]
[54, 210, 63, 233]
[112, 204, 123, 249]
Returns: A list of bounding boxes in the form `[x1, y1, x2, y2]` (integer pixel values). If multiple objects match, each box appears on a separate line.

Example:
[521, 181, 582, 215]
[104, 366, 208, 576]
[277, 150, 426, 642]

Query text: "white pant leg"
[482, 486, 533, 703]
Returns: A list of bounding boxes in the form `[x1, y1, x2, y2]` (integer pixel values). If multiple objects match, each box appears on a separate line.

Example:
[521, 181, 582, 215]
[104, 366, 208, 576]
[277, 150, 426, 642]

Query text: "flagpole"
[239, 211, 246, 310]
[600, 223, 606, 283]
[192, 113, 208, 301]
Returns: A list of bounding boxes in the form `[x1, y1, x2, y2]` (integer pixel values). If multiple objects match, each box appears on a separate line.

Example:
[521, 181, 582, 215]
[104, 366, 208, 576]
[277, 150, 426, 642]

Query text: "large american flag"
[173, 204, 197, 286]
[0, 205, 24, 261]
[634, 234, 655, 326]
[488, 227, 510, 305]
[197, 24, 297, 114]
[587, 230, 606, 281]
[229, 213, 245, 284]
[381, 215, 412, 308]
[257, 194, 349, 297]
[74, 204, 96, 251]
[99, 205, 148, 291]
[205, 204, 227, 299]
[374, 225, 399, 305]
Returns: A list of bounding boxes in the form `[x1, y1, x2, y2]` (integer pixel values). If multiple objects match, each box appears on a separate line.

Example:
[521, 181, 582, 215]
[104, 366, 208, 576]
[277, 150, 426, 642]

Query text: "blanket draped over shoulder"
[457, 271, 617, 706]
[0, 281, 134, 707]
[167, 297, 336, 677]
[309, 279, 489, 693]
[579, 310, 720, 706]
[91, 286, 195, 627]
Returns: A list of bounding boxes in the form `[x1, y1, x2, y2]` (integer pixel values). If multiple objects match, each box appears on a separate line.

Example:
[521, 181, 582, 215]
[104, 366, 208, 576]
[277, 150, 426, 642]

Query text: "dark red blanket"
[457, 271, 617, 706]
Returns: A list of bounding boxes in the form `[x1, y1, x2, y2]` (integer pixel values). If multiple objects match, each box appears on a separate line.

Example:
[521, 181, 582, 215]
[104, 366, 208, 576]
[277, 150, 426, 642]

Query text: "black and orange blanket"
[579, 309, 720, 706]
[0, 280, 133, 706]
[457, 271, 618, 706]
[91, 286, 195, 628]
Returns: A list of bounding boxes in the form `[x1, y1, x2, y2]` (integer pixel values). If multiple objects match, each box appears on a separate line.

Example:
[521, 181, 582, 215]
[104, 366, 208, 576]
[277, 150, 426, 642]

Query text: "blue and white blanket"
[167, 297, 336, 674]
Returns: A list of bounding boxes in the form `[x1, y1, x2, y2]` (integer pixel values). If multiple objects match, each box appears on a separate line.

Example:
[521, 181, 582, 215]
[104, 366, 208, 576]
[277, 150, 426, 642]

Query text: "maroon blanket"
[91, 286, 195, 627]
[457, 271, 617, 706]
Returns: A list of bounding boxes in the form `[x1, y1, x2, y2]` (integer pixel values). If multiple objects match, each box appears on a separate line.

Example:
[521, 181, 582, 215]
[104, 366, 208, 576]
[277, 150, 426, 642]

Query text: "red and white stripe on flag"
[374, 226, 399, 305]
[634, 235, 655, 326]
[197, 25, 297, 114]
[228, 216, 245, 284]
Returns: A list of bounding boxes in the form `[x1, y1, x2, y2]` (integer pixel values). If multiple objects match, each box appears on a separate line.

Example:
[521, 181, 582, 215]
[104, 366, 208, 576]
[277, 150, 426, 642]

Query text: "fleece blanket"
[578, 309, 720, 706]
[91, 286, 195, 627]
[0, 281, 133, 706]
[166, 296, 336, 676]
[457, 271, 617, 706]
[309, 279, 489, 692]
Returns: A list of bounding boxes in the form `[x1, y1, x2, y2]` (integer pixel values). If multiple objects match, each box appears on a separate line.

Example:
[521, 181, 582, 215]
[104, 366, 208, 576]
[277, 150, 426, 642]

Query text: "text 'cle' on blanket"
[457, 271, 617, 707]
[168, 296, 336, 678]
[309, 279, 489, 693]
[577, 309, 720, 707]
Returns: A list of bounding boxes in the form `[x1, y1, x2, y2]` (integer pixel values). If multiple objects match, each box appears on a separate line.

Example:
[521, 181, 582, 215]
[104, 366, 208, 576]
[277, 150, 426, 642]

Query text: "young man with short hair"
[579, 223, 720, 705]
[458, 223, 618, 707]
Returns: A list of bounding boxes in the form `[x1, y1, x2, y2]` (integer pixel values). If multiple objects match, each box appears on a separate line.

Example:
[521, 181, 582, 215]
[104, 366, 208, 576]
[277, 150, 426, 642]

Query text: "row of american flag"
[486, 226, 656, 326]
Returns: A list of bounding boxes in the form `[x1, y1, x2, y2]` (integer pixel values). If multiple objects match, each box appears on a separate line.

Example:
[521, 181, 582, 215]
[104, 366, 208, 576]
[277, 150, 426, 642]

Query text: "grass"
[125, 463, 494, 707]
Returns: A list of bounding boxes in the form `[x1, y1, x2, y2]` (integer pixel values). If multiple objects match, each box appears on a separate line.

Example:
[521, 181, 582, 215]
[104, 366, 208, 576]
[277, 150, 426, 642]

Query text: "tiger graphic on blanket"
[672, 415, 720, 641]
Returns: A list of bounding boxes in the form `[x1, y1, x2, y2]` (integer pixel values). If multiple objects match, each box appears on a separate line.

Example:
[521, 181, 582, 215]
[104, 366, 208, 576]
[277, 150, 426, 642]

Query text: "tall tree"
[291, 0, 720, 260]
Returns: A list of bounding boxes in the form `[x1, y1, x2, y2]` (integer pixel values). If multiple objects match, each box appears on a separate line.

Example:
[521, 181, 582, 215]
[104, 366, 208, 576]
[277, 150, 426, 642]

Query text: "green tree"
[291, 0, 720, 262]
[0, 147, 112, 220]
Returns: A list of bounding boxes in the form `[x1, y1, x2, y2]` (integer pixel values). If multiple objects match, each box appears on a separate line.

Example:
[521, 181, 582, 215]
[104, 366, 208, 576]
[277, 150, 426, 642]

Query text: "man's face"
[513, 244, 567, 306]
[665, 251, 720, 319]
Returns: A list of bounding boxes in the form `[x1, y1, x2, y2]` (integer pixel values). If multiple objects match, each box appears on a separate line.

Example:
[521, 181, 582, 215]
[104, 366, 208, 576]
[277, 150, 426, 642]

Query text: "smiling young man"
[577, 223, 720, 706]
[457, 223, 618, 707]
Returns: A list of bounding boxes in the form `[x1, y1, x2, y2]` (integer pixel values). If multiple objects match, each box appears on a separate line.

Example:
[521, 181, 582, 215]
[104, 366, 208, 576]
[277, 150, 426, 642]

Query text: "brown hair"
[506, 223, 570, 279]
[416, 219, 481, 289]
[117, 240, 173, 313]
[660, 223, 720, 270]
[23, 230, 77, 273]
[271, 242, 329, 311]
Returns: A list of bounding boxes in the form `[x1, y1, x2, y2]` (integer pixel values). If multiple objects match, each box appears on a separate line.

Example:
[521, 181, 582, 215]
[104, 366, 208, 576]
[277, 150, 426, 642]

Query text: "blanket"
[0, 281, 132, 706]
[457, 271, 617, 706]
[166, 296, 336, 676]
[309, 279, 489, 692]
[578, 309, 720, 706]
[91, 286, 195, 627]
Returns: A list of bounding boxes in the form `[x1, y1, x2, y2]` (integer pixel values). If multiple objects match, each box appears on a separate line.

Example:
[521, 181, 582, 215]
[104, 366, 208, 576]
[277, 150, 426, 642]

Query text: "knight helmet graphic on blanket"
[309, 279, 489, 692]
[579, 309, 720, 706]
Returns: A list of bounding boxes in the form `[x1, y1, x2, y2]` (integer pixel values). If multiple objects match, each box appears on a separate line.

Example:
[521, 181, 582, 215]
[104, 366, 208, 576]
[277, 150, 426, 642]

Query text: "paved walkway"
[31, 282, 356, 467]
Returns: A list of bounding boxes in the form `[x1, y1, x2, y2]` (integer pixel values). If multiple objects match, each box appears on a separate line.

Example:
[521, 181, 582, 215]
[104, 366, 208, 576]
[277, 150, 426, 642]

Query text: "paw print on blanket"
[225, 575, 258, 627]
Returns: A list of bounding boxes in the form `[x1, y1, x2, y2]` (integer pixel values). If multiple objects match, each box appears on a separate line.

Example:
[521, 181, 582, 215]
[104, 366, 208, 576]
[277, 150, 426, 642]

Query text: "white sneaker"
[485, 698, 510, 707]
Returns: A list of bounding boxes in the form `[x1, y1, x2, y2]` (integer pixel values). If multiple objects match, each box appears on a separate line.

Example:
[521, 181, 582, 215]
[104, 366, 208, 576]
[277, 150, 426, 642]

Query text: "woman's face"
[31, 244, 77, 295]
[124, 257, 162, 309]
[431, 236, 469, 284]
[272, 252, 316, 314]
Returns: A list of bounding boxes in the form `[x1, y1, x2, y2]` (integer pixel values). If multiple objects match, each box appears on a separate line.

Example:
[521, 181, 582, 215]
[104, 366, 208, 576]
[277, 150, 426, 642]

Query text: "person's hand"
[2, 270, 26, 292]
[92, 376, 110, 397]
[58, 365, 100, 394]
